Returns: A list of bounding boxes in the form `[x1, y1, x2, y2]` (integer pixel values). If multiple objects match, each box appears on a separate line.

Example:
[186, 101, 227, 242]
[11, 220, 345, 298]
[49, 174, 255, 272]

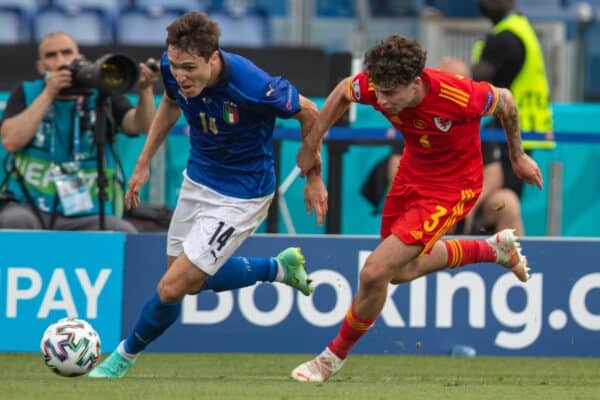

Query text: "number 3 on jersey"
[424, 205, 448, 232]
[199, 112, 218, 135]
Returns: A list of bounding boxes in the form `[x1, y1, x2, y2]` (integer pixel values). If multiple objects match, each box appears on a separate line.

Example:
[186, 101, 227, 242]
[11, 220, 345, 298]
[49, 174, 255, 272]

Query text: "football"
[40, 317, 101, 377]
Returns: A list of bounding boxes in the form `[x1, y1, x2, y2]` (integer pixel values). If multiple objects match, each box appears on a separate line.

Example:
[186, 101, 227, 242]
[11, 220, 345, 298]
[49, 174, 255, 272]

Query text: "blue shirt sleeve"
[259, 76, 300, 118]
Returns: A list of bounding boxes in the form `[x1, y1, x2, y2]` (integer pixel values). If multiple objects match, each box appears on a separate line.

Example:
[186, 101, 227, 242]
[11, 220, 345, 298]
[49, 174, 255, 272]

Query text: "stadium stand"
[52, 0, 122, 15]
[33, 5, 113, 45]
[565, 0, 600, 5]
[0, 0, 37, 12]
[133, 0, 208, 12]
[0, 0, 37, 43]
[362, 17, 418, 49]
[115, 5, 186, 45]
[515, 0, 566, 20]
[308, 15, 355, 51]
[253, 0, 286, 16]
[0, 6, 31, 43]
[426, 0, 569, 20]
[316, 0, 355, 17]
[207, 3, 271, 47]
[369, 0, 421, 17]
[426, 0, 480, 17]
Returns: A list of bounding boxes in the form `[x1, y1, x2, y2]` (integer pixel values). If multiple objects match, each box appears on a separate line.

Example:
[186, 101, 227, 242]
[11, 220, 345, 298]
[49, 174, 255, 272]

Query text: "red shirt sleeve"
[467, 79, 498, 118]
[347, 71, 378, 106]
[428, 69, 499, 121]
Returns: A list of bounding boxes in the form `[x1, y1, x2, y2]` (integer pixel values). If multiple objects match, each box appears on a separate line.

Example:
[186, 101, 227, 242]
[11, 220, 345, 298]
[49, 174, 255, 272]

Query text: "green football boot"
[277, 247, 314, 296]
[88, 349, 135, 379]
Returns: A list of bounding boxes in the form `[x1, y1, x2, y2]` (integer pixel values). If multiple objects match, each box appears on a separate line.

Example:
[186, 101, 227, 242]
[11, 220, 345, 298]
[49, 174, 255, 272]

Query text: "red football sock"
[444, 239, 496, 268]
[327, 304, 376, 360]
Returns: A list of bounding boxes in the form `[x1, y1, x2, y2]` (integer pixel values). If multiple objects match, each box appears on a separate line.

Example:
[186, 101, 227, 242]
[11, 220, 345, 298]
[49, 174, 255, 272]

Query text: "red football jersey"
[348, 68, 498, 189]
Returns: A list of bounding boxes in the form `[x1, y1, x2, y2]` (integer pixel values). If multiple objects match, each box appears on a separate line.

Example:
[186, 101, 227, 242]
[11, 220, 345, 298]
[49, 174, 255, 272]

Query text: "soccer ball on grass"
[40, 317, 101, 377]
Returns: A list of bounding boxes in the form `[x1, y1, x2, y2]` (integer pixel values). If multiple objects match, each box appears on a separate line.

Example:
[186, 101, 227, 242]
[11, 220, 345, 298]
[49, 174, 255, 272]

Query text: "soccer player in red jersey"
[291, 35, 543, 383]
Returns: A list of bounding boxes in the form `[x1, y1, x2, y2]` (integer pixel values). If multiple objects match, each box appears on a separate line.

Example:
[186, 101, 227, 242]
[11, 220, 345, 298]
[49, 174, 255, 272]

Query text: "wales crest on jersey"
[433, 116, 452, 132]
[223, 101, 239, 124]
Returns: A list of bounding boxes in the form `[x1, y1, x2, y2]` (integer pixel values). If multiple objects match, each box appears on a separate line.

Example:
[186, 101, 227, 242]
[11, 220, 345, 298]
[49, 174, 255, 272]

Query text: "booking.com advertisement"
[0, 231, 125, 351]
[123, 234, 600, 357]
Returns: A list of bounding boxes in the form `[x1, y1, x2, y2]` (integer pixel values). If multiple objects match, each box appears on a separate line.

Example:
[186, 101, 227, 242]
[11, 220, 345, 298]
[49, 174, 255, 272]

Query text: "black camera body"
[60, 54, 139, 96]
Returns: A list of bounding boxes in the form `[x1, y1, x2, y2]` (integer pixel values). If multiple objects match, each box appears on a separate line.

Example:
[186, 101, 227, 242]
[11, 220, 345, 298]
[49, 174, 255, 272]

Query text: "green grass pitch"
[2, 353, 599, 400]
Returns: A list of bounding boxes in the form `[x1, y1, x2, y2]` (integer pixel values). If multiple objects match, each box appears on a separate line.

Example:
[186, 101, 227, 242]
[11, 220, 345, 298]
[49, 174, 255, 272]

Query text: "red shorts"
[380, 181, 481, 255]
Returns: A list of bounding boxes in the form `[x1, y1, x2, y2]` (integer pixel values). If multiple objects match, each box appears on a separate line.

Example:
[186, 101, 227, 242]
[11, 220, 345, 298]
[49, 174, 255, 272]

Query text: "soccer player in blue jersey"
[89, 12, 321, 378]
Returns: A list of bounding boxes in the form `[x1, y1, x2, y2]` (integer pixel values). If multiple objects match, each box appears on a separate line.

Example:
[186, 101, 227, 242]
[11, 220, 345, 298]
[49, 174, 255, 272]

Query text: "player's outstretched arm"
[494, 87, 543, 189]
[295, 95, 318, 140]
[125, 94, 181, 209]
[303, 168, 328, 226]
[297, 78, 353, 177]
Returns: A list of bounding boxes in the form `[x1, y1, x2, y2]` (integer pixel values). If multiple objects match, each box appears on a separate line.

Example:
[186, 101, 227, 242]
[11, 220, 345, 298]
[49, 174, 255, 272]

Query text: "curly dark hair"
[166, 12, 220, 60]
[364, 35, 426, 88]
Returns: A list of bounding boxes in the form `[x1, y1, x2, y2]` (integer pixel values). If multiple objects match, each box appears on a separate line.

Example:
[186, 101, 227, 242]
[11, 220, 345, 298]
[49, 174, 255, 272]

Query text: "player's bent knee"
[487, 189, 520, 211]
[359, 261, 389, 290]
[492, 189, 522, 216]
[156, 279, 185, 303]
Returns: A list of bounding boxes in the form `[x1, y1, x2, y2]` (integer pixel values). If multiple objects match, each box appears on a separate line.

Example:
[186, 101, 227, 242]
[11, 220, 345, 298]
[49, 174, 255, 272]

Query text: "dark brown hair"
[166, 12, 220, 60]
[364, 35, 426, 88]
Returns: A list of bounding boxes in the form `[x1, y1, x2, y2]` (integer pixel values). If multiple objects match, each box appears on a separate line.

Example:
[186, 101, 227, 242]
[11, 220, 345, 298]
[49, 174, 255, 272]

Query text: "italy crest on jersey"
[223, 101, 239, 124]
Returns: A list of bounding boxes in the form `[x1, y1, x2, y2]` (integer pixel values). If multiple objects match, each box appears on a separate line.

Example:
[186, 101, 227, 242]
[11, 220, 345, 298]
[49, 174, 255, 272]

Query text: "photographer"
[0, 31, 159, 231]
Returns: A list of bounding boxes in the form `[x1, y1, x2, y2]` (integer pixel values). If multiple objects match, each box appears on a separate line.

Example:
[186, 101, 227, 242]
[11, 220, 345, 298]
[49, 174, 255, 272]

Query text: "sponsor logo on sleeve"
[285, 85, 293, 110]
[481, 91, 494, 115]
[265, 84, 275, 97]
[351, 78, 361, 100]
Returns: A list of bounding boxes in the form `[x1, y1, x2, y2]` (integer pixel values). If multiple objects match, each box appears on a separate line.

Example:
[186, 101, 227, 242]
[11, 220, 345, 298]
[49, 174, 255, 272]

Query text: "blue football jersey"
[160, 50, 301, 199]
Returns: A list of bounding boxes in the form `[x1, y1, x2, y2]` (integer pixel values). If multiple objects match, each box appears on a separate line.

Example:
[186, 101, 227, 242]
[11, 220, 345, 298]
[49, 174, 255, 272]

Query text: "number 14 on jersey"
[199, 112, 218, 135]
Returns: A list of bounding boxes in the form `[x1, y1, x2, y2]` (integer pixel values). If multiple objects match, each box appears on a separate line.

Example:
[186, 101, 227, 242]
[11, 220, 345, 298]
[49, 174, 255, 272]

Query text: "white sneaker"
[487, 229, 530, 282]
[290, 347, 345, 383]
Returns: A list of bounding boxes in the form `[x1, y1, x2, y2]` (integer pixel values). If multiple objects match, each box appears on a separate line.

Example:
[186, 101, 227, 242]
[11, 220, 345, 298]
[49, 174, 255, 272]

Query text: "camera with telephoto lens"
[59, 54, 139, 96]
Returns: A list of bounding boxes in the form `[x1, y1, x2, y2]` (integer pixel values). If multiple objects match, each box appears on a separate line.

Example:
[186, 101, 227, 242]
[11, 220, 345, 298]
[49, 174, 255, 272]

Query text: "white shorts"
[166, 173, 274, 275]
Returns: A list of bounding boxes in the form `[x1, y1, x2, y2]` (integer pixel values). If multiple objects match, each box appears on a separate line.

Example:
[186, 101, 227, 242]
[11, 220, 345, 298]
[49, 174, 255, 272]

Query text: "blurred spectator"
[437, 56, 470, 77]
[470, 0, 555, 231]
[0, 31, 159, 231]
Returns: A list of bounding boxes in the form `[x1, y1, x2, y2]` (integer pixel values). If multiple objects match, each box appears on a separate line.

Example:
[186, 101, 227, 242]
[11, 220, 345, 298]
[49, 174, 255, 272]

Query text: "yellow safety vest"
[473, 14, 555, 150]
